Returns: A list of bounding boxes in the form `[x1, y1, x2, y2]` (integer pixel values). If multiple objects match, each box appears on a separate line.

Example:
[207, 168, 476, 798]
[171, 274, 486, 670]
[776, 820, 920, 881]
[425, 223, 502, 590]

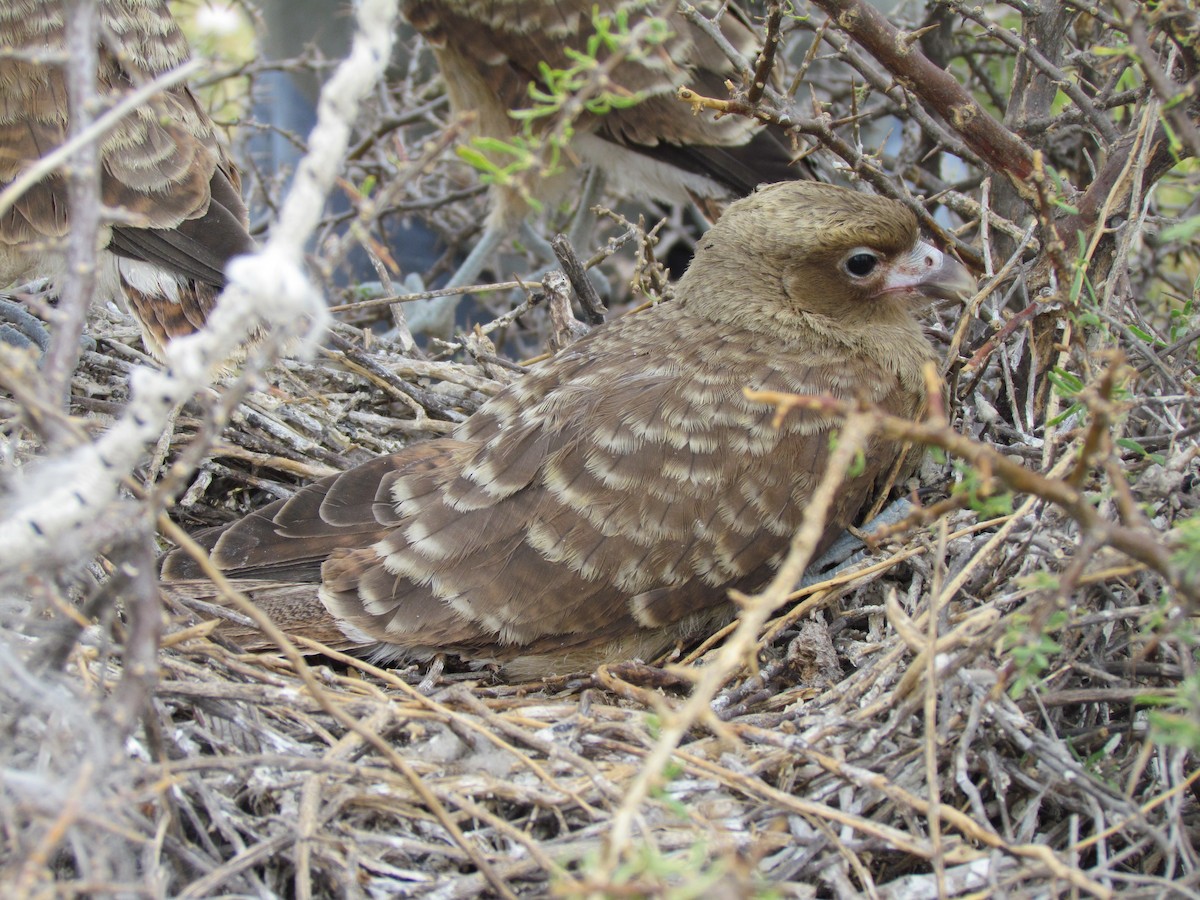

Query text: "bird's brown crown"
[680, 181, 926, 331]
[707, 181, 918, 258]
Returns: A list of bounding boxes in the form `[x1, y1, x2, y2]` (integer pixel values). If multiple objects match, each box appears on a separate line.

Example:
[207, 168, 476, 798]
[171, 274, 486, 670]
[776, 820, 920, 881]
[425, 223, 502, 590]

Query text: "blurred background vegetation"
[0, 1, 1197, 896]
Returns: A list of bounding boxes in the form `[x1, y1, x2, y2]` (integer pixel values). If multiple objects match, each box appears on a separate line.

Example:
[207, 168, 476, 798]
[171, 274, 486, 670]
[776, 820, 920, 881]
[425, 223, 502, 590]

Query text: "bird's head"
[680, 181, 975, 335]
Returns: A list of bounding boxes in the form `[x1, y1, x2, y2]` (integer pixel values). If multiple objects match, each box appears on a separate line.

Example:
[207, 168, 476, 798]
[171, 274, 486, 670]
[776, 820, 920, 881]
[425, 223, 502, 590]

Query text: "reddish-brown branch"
[744, 387, 1186, 597]
[962, 297, 1045, 373]
[746, 2, 783, 106]
[1056, 122, 1185, 242]
[808, 0, 1036, 189]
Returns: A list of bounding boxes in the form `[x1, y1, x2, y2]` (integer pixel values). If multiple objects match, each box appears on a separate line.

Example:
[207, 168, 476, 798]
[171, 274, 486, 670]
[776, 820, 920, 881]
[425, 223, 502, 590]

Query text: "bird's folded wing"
[406, 0, 782, 159]
[108, 154, 253, 288]
[164, 309, 912, 662]
[0, 5, 247, 287]
[161, 445, 466, 582]
[160, 579, 363, 654]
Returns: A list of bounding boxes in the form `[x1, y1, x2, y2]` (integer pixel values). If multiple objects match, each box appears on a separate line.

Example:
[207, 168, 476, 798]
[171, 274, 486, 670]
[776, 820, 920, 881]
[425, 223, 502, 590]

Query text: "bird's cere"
[877, 240, 975, 302]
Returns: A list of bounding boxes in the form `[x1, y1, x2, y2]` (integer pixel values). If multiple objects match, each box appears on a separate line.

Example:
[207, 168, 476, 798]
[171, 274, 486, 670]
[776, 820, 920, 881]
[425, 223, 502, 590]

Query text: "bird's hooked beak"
[877, 241, 975, 303]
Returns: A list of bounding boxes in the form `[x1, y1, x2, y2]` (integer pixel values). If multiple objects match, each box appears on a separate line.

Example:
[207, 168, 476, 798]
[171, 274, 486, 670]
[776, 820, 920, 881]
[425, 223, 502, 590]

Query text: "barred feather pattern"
[0, 0, 253, 360]
[403, 0, 804, 222]
[162, 182, 974, 678]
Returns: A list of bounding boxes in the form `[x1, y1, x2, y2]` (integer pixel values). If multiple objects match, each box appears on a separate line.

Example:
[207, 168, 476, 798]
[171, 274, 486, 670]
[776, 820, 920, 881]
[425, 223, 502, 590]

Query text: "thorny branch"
[1, 0, 1198, 896]
[807, 0, 1037, 189]
[746, 363, 1192, 605]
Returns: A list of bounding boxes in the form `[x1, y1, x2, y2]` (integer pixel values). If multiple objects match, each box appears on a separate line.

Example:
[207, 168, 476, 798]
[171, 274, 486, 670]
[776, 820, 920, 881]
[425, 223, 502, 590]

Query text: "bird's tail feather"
[160, 579, 364, 655]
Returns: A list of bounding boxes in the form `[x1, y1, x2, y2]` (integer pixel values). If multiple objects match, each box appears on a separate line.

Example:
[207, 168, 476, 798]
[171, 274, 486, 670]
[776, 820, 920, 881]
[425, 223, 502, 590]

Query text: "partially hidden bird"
[402, 0, 806, 335]
[162, 181, 974, 679]
[0, 0, 254, 361]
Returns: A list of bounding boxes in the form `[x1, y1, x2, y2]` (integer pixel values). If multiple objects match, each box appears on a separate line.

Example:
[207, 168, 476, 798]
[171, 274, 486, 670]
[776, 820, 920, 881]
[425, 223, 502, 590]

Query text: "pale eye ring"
[843, 250, 880, 278]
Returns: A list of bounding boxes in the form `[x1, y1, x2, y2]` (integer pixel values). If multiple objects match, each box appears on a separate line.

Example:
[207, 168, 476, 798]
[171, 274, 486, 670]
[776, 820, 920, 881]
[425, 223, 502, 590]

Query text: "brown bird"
[0, 0, 254, 361]
[403, 0, 805, 335]
[162, 181, 973, 678]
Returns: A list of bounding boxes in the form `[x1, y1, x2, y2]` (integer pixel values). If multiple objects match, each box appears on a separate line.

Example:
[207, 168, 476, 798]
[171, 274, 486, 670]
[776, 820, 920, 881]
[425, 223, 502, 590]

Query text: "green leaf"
[1160, 215, 1200, 243]
[454, 145, 501, 174]
[1016, 571, 1060, 592]
[1127, 324, 1162, 345]
[1116, 437, 1165, 465]
[1046, 401, 1084, 428]
[848, 447, 867, 479]
[1046, 368, 1084, 396]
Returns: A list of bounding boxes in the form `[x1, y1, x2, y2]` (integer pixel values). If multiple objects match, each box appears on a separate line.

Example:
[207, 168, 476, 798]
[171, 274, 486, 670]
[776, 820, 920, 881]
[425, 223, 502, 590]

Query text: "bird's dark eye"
[844, 252, 878, 278]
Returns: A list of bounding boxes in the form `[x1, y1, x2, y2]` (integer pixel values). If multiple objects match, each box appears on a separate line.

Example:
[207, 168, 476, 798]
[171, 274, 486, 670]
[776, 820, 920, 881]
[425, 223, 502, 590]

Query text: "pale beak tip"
[921, 254, 975, 303]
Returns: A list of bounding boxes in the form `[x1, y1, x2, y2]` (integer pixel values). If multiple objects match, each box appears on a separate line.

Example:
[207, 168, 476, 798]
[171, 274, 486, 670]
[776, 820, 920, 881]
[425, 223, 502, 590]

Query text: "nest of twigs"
[2, 0, 1199, 897]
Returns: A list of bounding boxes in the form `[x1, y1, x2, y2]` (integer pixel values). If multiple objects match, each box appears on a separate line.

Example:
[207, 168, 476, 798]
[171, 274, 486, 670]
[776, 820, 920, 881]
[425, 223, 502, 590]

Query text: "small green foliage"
[848, 447, 867, 479]
[1115, 437, 1165, 466]
[650, 760, 689, 818]
[644, 712, 662, 739]
[1004, 610, 1068, 698]
[559, 749, 785, 897]
[1168, 296, 1197, 349]
[1046, 367, 1084, 396]
[1092, 43, 1138, 61]
[1046, 167, 1080, 215]
[1138, 529, 1200, 752]
[1049, 87, 1071, 118]
[780, 1, 810, 24]
[1146, 704, 1200, 754]
[1140, 587, 1175, 632]
[456, 2, 671, 211]
[1045, 368, 1086, 426]
[1046, 363, 1131, 425]
[456, 134, 565, 210]
[1170, 513, 1200, 587]
[1016, 571, 1061, 593]
[1068, 232, 1095, 305]
[1068, 732, 1122, 787]
[1159, 115, 1185, 156]
[952, 461, 1014, 519]
[1160, 215, 1200, 244]
[565, 843, 713, 900]
[1142, 669, 1200, 754]
[1125, 323, 1159, 345]
[564, 841, 782, 900]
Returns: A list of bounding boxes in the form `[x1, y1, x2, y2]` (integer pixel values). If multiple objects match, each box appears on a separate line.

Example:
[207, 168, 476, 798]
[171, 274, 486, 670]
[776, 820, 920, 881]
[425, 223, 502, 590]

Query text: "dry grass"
[2, 0, 1198, 896]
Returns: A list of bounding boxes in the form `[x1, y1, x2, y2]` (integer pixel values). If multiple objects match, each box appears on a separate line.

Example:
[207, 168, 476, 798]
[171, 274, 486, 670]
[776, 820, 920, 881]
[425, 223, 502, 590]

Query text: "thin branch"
[808, 0, 1037, 189]
[43, 0, 102, 410]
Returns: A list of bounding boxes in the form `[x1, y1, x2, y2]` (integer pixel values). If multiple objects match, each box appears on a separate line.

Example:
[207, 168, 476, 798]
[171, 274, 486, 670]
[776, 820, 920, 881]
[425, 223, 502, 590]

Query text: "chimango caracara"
[162, 182, 973, 678]
[0, 0, 253, 361]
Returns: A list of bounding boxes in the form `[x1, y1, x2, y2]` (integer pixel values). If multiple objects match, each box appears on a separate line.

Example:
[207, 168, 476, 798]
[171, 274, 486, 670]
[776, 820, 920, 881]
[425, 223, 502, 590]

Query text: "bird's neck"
[681, 281, 936, 397]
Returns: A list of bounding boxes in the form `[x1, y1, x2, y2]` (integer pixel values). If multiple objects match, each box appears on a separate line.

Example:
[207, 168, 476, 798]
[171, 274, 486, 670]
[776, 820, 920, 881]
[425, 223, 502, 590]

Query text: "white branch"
[0, 0, 400, 574]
